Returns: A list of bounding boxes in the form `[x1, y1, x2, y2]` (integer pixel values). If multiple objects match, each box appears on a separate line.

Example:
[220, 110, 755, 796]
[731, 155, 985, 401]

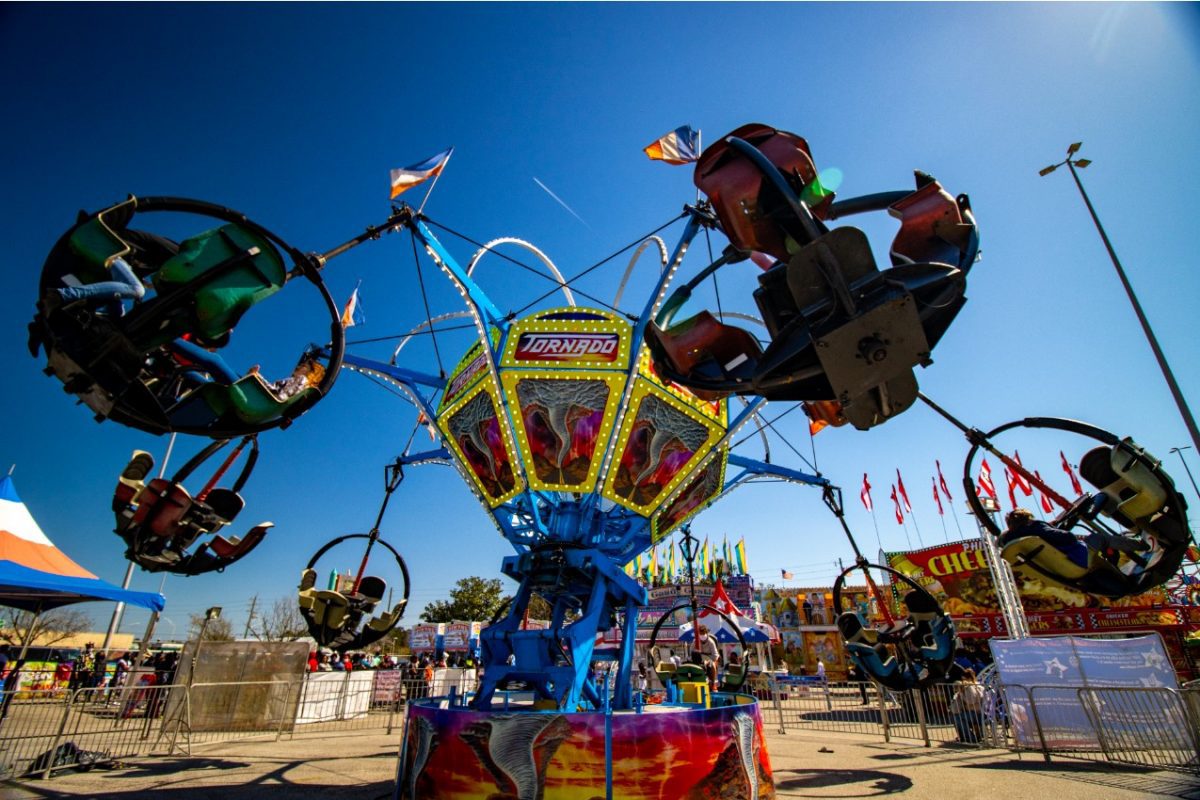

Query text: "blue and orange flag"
[390, 147, 454, 199]
[643, 125, 700, 165]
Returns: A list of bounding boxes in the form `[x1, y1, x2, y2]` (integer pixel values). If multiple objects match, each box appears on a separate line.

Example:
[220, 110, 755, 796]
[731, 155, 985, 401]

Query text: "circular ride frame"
[336, 205, 830, 713]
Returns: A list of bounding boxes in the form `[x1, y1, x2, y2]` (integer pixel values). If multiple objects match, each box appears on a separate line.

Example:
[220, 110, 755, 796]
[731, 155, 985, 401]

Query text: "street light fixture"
[1040, 143, 1200, 455]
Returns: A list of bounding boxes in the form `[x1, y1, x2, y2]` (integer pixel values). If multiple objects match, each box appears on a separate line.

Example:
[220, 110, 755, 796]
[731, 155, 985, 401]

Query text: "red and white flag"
[936, 459, 953, 501]
[860, 473, 873, 512]
[1004, 467, 1019, 510]
[978, 459, 997, 499]
[896, 470, 913, 513]
[890, 484, 905, 524]
[1012, 451, 1034, 496]
[390, 147, 454, 199]
[1034, 470, 1055, 514]
[932, 477, 944, 515]
[1060, 450, 1084, 495]
[340, 286, 361, 328]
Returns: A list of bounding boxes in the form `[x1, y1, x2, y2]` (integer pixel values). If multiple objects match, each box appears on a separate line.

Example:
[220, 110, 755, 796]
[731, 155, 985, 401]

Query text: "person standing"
[950, 669, 985, 743]
[850, 662, 869, 704]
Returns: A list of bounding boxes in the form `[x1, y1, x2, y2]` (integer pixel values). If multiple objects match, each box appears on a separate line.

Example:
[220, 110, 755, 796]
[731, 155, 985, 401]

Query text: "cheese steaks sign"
[513, 332, 621, 363]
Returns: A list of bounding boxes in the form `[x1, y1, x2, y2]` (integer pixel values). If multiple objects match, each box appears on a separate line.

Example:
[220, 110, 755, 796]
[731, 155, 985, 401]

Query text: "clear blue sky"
[2, 3, 1198, 641]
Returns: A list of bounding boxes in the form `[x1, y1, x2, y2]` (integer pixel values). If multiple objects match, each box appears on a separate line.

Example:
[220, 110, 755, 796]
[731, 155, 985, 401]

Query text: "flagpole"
[938, 509, 949, 542]
[950, 505, 965, 539]
[868, 505, 882, 551]
[417, 149, 454, 216]
[908, 509, 925, 547]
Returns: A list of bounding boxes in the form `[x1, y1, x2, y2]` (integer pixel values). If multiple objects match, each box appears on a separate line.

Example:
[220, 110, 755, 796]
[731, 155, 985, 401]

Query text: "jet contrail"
[533, 177, 592, 230]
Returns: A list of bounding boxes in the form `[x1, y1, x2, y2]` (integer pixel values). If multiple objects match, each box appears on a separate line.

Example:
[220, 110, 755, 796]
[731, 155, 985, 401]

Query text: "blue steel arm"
[411, 217, 507, 331]
[725, 453, 829, 487]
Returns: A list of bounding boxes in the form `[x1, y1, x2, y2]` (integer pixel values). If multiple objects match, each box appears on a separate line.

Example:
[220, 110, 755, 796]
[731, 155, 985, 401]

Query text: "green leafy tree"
[420, 577, 504, 623]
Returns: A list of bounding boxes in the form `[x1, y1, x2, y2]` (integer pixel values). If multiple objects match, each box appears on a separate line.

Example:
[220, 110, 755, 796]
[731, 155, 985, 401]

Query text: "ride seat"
[720, 662, 750, 691]
[208, 522, 272, 559]
[837, 610, 879, 646]
[1079, 441, 1168, 523]
[694, 123, 833, 260]
[67, 206, 133, 280]
[132, 479, 195, 539]
[647, 311, 762, 399]
[366, 600, 408, 633]
[202, 488, 245, 524]
[299, 589, 350, 631]
[153, 224, 286, 342]
[1001, 538, 1092, 581]
[918, 615, 956, 663]
[180, 371, 317, 430]
[358, 575, 387, 604]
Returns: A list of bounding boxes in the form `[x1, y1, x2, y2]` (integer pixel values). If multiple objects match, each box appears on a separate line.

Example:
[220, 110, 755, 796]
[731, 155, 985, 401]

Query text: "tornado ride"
[310, 124, 981, 800]
[35, 123, 1191, 798]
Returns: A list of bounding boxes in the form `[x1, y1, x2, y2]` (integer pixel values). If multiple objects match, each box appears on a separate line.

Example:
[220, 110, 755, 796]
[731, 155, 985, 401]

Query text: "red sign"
[514, 332, 620, 362]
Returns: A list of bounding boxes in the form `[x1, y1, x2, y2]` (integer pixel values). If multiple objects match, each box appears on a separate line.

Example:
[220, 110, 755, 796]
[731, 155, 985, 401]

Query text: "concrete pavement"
[3, 728, 1197, 799]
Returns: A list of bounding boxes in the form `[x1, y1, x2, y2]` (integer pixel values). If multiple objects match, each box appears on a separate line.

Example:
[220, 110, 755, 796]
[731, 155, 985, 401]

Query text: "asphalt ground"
[2, 728, 1198, 800]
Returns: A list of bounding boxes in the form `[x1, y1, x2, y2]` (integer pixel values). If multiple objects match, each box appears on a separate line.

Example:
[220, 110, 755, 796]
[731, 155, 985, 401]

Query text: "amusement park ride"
[27, 123, 1193, 798]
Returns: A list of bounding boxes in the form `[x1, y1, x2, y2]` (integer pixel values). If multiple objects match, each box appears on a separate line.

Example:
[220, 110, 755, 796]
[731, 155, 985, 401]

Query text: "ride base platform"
[398, 692, 774, 799]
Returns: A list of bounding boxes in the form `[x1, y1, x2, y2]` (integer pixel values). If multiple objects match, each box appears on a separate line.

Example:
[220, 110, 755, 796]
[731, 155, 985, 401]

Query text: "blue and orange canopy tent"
[0, 475, 164, 613]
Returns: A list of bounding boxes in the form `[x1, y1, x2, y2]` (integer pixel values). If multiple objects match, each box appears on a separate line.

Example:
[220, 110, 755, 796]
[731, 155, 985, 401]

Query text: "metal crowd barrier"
[0, 684, 183, 780]
[763, 677, 1001, 748]
[1000, 683, 1200, 774]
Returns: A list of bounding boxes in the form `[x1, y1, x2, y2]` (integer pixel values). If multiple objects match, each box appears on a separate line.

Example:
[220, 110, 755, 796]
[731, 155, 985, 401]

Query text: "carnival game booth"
[885, 538, 1200, 680]
[0, 476, 165, 694]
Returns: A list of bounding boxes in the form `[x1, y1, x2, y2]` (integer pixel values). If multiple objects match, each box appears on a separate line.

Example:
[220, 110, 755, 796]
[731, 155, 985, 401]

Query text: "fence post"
[276, 681, 292, 742]
[1024, 686, 1053, 763]
[912, 688, 930, 748]
[771, 677, 785, 735]
[877, 684, 891, 743]
[38, 688, 79, 780]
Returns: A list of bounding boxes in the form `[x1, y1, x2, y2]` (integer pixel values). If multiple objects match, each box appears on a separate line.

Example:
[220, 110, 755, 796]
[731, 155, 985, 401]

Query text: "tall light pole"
[1040, 143, 1200, 455]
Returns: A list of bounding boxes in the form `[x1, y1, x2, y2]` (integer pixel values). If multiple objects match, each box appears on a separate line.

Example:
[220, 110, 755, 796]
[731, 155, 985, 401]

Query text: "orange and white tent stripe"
[0, 477, 96, 579]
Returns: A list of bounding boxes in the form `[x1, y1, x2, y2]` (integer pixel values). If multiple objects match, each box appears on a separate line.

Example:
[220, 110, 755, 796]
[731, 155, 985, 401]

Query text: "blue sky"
[1, 3, 1198, 641]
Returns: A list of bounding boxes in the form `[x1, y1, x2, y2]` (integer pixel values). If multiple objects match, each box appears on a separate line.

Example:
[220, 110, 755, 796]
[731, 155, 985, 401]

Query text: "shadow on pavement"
[774, 767, 913, 796]
[964, 758, 1200, 800]
[2, 754, 395, 800]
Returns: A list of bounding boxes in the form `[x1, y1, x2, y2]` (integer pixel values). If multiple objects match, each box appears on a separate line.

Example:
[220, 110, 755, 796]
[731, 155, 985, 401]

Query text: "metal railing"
[0, 684, 182, 780]
[0, 670, 469, 780]
[763, 677, 1003, 748]
[1000, 683, 1200, 774]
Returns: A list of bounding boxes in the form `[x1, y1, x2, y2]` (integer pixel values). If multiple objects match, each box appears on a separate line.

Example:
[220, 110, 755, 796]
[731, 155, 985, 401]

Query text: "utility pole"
[243, 595, 258, 639]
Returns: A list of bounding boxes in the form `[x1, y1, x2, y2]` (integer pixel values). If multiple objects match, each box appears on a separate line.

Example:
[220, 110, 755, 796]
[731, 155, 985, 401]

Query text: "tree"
[187, 613, 234, 642]
[382, 625, 409, 654]
[421, 577, 504, 623]
[250, 597, 308, 642]
[0, 608, 90, 648]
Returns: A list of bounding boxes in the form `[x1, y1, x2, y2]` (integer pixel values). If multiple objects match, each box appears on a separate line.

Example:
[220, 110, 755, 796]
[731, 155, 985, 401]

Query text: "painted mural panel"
[441, 388, 521, 506]
[502, 373, 624, 492]
[400, 700, 775, 800]
[652, 453, 726, 543]
[604, 383, 719, 515]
